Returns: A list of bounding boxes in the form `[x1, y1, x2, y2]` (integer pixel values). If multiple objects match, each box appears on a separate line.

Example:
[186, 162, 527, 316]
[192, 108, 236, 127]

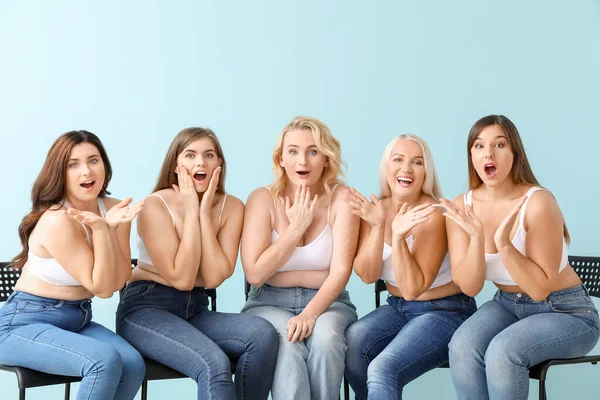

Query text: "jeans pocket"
[121, 282, 155, 304]
[17, 300, 62, 313]
[549, 296, 596, 315]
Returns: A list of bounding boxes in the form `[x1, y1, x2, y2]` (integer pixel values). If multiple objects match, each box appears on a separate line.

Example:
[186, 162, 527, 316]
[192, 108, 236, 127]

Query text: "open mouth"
[80, 180, 95, 190]
[296, 171, 310, 178]
[396, 176, 413, 188]
[193, 171, 208, 183]
[484, 163, 497, 178]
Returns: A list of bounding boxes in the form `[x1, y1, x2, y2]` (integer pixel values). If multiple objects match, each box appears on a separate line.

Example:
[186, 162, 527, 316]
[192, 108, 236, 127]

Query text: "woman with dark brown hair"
[442, 115, 600, 400]
[0, 130, 146, 400]
[116, 127, 278, 400]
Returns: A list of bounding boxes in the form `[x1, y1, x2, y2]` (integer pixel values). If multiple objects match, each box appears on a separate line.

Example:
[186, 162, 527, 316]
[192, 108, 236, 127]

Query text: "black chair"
[245, 279, 351, 400]
[0, 262, 82, 400]
[374, 255, 600, 400]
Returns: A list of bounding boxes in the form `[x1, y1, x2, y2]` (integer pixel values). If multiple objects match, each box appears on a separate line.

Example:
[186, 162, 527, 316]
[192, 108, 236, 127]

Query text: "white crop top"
[25, 198, 107, 287]
[380, 236, 453, 290]
[464, 186, 569, 285]
[137, 193, 227, 266]
[273, 186, 338, 272]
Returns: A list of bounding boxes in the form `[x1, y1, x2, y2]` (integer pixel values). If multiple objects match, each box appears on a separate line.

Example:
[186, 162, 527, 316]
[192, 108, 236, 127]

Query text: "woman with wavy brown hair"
[443, 115, 599, 400]
[241, 116, 359, 400]
[0, 130, 145, 400]
[116, 127, 278, 400]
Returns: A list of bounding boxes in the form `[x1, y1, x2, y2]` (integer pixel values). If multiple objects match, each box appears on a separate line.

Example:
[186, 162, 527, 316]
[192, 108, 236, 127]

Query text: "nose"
[401, 161, 413, 172]
[196, 157, 207, 167]
[483, 147, 494, 159]
[81, 163, 92, 176]
[298, 153, 307, 166]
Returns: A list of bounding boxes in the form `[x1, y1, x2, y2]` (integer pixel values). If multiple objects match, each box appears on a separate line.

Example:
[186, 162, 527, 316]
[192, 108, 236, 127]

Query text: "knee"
[345, 322, 368, 362]
[448, 325, 480, 365]
[192, 349, 231, 383]
[310, 328, 347, 360]
[247, 317, 279, 352]
[86, 346, 123, 377]
[485, 335, 525, 371]
[119, 347, 146, 384]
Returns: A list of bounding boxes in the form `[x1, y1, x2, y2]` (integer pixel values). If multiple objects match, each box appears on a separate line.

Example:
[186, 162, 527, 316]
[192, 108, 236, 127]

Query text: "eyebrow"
[475, 135, 507, 140]
[391, 153, 423, 159]
[183, 149, 215, 154]
[68, 155, 100, 162]
[286, 144, 318, 149]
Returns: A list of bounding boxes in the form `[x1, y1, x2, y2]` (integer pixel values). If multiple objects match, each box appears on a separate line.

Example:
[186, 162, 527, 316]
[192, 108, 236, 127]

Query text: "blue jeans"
[241, 284, 358, 400]
[116, 281, 278, 400]
[345, 293, 476, 400]
[0, 291, 145, 400]
[449, 284, 600, 400]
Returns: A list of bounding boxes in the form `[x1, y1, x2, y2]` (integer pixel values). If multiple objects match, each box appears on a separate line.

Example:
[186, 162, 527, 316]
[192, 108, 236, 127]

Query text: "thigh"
[0, 323, 120, 377]
[80, 322, 143, 365]
[488, 312, 600, 366]
[243, 305, 295, 335]
[346, 305, 407, 359]
[306, 299, 358, 349]
[450, 299, 517, 352]
[189, 311, 275, 359]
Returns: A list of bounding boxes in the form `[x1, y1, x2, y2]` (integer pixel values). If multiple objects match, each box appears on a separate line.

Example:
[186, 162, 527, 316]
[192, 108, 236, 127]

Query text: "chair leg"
[539, 378, 547, 400]
[64, 382, 71, 400]
[141, 380, 148, 400]
[19, 388, 25, 400]
[344, 375, 350, 400]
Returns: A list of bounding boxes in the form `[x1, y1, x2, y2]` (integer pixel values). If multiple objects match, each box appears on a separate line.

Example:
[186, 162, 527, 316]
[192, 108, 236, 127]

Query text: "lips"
[80, 180, 95, 190]
[396, 176, 413, 188]
[193, 171, 208, 183]
[484, 163, 497, 178]
[296, 171, 310, 178]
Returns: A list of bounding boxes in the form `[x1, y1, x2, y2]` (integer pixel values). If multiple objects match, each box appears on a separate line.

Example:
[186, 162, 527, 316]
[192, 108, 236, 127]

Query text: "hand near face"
[494, 196, 527, 249]
[285, 185, 319, 234]
[346, 188, 385, 227]
[200, 166, 221, 221]
[104, 198, 145, 230]
[391, 202, 435, 239]
[440, 198, 484, 239]
[286, 313, 316, 343]
[173, 166, 200, 215]
[66, 208, 107, 232]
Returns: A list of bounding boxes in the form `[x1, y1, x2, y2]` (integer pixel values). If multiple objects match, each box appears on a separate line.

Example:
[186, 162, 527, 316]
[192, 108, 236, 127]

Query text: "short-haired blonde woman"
[116, 127, 278, 400]
[344, 135, 476, 399]
[241, 117, 359, 400]
[443, 115, 599, 400]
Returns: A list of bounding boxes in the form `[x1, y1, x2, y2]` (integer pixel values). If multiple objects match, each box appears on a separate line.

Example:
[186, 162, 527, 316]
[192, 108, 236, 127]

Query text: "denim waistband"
[7, 291, 92, 306]
[498, 284, 589, 302]
[128, 280, 208, 294]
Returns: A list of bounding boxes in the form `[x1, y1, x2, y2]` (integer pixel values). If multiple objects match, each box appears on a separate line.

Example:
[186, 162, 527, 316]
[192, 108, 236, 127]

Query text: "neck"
[284, 181, 323, 201]
[479, 179, 522, 201]
[390, 191, 421, 209]
[65, 196, 100, 214]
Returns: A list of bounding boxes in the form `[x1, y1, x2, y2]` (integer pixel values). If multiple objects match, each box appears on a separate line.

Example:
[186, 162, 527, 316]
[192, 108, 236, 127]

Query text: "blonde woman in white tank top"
[241, 117, 359, 400]
[0, 131, 145, 400]
[442, 115, 599, 400]
[344, 134, 476, 399]
[115, 128, 278, 400]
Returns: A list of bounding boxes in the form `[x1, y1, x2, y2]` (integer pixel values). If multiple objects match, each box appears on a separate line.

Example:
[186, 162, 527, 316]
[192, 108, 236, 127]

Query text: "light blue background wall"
[1, 1, 599, 398]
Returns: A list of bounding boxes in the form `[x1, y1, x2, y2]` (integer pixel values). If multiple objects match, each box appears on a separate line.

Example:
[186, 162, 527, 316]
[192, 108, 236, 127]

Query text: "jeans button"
[516, 293, 522, 298]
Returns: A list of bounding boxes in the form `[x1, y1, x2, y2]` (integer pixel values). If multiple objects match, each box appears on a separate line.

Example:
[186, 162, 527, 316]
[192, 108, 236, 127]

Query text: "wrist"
[91, 221, 108, 232]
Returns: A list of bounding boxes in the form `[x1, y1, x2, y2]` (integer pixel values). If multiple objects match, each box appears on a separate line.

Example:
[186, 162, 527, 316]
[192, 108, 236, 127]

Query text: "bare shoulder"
[525, 188, 563, 220]
[223, 194, 245, 216]
[450, 192, 466, 211]
[38, 206, 81, 236]
[102, 196, 122, 210]
[246, 187, 274, 208]
[330, 184, 350, 207]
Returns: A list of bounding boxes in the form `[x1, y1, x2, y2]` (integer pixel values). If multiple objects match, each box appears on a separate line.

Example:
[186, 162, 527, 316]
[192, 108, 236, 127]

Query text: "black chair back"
[568, 256, 600, 298]
[0, 262, 20, 302]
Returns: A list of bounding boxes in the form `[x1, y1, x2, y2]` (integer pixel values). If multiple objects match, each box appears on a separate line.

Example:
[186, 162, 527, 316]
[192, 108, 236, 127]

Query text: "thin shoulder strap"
[265, 186, 279, 230]
[217, 195, 227, 229]
[62, 200, 92, 244]
[518, 186, 544, 227]
[150, 193, 176, 227]
[327, 184, 340, 222]
[463, 190, 473, 208]
[97, 198, 107, 218]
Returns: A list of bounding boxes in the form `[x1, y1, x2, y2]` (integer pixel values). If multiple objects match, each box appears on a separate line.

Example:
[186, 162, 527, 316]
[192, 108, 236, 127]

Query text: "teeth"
[397, 177, 413, 183]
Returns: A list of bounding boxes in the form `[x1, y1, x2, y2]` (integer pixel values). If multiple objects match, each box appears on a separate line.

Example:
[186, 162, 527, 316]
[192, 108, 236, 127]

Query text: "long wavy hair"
[269, 116, 345, 201]
[11, 131, 112, 269]
[153, 127, 226, 195]
[467, 114, 569, 243]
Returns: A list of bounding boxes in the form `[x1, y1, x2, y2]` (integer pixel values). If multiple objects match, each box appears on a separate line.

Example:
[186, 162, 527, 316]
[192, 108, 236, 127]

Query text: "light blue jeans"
[449, 284, 600, 400]
[345, 293, 476, 399]
[0, 291, 145, 400]
[242, 284, 358, 400]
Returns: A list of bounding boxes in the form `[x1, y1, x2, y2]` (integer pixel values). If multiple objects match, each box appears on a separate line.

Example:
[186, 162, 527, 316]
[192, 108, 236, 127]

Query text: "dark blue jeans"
[116, 281, 279, 400]
[0, 291, 145, 400]
[345, 293, 476, 400]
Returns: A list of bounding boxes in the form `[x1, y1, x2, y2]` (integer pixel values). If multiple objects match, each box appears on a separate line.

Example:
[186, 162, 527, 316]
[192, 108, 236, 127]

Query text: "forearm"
[246, 226, 304, 286]
[452, 236, 486, 296]
[354, 225, 385, 283]
[198, 219, 232, 288]
[301, 271, 350, 319]
[391, 238, 427, 300]
[90, 226, 119, 296]
[498, 243, 554, 300]
[108, 226, 132, 290]
[172, 213, 202, 288]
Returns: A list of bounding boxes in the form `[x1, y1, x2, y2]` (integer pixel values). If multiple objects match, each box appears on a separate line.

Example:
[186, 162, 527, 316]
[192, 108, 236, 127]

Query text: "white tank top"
[464, 186, 569, 285]
[25, 198, 107, 287]
[137, 193, 227, 266]
[380, 235, 453, 290]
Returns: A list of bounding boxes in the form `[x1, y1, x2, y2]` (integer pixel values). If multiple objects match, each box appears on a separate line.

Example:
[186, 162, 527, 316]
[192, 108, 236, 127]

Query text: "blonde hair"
[269, 116, 345, 201]
[378, 134, 443, 200]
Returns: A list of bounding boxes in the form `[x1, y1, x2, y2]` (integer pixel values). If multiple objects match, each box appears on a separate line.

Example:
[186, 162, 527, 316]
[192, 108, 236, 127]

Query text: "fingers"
[208, 166, 221, 192]
[400, 202, 409, 214]
[309, 194, 319, 213]
[285, 196, 291, 212]
[294, 185, 301, 205]
[115, 197, 133, 208]
[412, 203, 432, 213]
[304, 187, 311, 208]
[172, 184, 180, 193]
[369, 194, 381, 207]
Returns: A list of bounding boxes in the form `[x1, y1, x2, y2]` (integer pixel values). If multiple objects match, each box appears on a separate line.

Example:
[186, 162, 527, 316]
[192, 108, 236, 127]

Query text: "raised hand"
[173, 166, 200, 215]
[494, 196, 527, 249]
[105, 198, 145, 230]
[287, 313, 316, 343]
[391, 202, 435, 239]
[200, 166, 221, 220]
[66, 208, 107, 231]
[440, 198, 484, 239]
[346, 187, 385, 227]
[285, 185, 319, 234]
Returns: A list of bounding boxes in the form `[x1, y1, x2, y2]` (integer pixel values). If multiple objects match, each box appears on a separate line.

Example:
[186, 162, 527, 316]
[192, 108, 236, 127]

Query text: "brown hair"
[11, 130, 112, 268]
[153, 127, 226, 194]
[467, 115, 569, 242]
[269, 116, 345, 201]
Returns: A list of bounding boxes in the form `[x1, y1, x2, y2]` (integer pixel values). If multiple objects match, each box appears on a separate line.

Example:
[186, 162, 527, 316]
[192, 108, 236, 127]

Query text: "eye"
[69, 162, 78, 168]
[308, 150, 318, 156]
[474, 143, 483, 149]
[289, 150, 297, 155]
[393, 157, 403, 163]
[90, 158, 98, 164]
[414, 160, 424, 166]
[495, 142, 505, 148]
[206, 153, 214, 158]
[185, 153, 194, 158]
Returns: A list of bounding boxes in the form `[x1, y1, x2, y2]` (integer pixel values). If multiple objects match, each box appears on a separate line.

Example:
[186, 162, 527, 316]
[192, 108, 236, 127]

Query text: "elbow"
[202, 273, 228, 289]
[529, 286, 552, 302]
[245, 273, 265, 288]
[171, 278, 196, 291]
[456, 279, 484, 298]
[95, 291, 114, 299]
[401, 290, 421, 302]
